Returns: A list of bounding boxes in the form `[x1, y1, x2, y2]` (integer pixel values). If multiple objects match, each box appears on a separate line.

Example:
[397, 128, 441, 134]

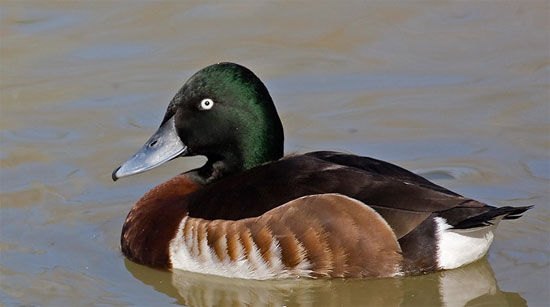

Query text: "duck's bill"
[112, 116, 187, 181]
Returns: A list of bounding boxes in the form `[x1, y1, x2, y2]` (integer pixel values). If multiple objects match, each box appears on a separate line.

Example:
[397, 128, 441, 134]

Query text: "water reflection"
[125, 259, 525, 307]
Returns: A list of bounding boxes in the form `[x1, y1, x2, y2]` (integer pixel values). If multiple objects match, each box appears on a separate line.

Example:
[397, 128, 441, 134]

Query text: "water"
[1, 1, 549, 306]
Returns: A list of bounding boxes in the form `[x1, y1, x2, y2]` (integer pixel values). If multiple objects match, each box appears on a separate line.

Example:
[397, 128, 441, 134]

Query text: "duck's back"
[185, 151, 530, 274]
[187, 151, 487, 229]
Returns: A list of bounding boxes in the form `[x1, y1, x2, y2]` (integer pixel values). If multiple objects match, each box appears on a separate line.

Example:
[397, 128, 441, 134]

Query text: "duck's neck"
[192, 103, 284, 184]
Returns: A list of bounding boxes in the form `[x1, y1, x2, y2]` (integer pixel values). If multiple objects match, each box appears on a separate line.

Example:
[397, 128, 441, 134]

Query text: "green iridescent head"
[113, 63, 284, 183]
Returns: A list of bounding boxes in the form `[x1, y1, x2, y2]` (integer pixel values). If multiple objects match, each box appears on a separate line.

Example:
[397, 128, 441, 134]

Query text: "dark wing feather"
[305, 151, 460, 196]
[187, 153, 487, 238]
[450, 205, 533, 229]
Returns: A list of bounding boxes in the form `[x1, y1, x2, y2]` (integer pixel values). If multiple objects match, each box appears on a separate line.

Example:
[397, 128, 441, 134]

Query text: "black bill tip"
[112, 166, 121, 182]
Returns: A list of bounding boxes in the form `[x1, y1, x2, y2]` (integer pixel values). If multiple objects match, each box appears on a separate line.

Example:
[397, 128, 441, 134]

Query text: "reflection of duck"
[113, 63, 531, 278]
[125, 258, 526, 307]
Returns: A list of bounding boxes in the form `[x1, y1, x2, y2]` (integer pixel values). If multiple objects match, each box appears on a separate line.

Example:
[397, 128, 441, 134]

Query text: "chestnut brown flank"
[176, 194, 403, 278]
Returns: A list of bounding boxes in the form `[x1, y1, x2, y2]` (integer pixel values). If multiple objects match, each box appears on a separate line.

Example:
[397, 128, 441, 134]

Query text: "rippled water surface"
[1, 1, 549, 306]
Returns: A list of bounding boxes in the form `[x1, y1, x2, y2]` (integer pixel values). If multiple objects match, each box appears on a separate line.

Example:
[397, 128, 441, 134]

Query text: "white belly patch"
[435, 217, 497, 270]
[168, 216, 312, 280]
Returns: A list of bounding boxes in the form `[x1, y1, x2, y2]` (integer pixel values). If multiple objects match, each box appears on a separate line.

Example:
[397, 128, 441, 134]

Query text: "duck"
[112, 62, 531, 279]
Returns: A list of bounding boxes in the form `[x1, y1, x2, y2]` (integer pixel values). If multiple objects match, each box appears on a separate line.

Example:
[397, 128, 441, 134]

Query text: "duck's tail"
[452, 205, 533, 230]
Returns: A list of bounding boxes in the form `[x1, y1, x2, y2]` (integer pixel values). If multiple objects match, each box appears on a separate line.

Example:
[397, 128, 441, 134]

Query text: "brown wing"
[305, 151, 460, 196]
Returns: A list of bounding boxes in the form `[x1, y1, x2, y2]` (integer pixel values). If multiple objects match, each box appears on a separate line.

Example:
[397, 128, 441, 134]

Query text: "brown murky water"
[1, 1, 549, 306]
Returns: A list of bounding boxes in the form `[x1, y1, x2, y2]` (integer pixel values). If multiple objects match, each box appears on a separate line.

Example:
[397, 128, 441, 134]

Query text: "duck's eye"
[199, 98, 214, 111]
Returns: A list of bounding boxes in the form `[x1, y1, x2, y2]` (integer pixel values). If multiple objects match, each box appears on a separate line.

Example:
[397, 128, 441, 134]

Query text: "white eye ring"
[199, 98, 214, 110]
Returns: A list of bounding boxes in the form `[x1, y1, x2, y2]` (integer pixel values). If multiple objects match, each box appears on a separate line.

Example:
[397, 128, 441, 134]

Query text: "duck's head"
[112, 62, 284, 183]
